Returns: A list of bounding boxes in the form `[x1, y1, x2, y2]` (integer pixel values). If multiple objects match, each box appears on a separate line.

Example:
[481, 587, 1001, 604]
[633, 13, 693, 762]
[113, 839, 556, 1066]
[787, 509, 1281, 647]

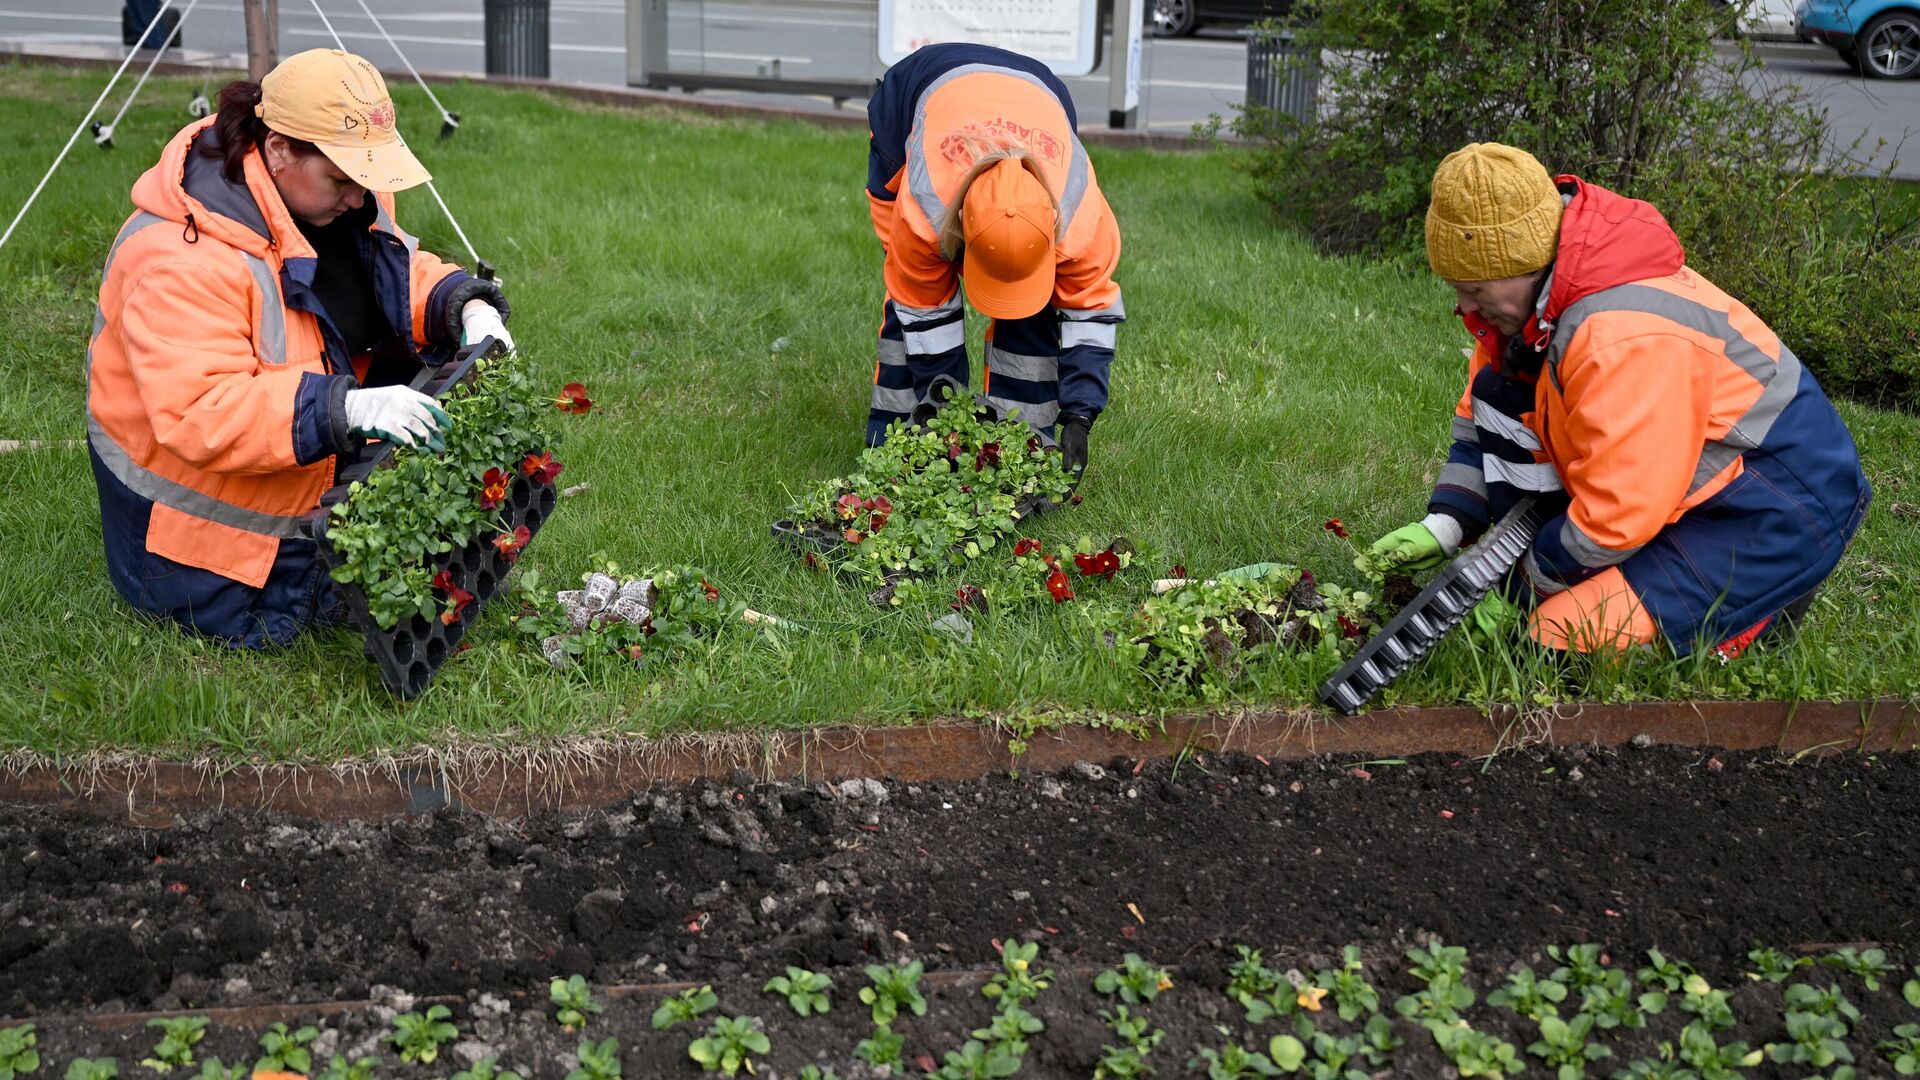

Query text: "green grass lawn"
[2, 62, 1918, 758]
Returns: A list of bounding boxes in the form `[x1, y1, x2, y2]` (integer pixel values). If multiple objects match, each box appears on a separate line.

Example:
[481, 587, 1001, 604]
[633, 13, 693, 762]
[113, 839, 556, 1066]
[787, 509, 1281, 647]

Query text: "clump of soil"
[1381, 572, 1421, 611]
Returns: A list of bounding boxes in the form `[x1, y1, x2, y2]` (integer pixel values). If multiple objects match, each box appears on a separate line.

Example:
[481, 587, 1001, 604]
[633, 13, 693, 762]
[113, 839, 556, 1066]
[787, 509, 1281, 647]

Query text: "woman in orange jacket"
[1368, 143, 1869, 657]
[864, 43, 1125, 482]
[87, 50, 512, 648]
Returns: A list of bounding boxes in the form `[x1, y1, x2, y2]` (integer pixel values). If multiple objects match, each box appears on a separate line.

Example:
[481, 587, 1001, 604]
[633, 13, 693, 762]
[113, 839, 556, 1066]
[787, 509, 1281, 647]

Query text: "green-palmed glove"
[1368, 514, 1464, 573]
[344, 385, 451, 453]
[1468, 589, 1523, 642]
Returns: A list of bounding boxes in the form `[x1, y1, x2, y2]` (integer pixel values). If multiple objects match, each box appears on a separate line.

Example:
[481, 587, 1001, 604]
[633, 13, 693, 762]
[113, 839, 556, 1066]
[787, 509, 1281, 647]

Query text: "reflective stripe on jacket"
[1428, 176, 1869, 652]
[865, 44, 1123, 419]
[88, 117, 472, 645]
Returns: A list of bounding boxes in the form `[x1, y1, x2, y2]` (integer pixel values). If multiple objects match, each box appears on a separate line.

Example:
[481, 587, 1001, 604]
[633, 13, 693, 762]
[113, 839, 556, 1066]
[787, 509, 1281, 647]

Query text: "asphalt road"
[0, 0, 1913, 170]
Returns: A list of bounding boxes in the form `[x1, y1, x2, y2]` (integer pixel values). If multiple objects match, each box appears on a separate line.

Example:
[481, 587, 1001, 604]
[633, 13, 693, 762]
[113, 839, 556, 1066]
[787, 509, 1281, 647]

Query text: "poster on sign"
[878, 0, 1101, 75]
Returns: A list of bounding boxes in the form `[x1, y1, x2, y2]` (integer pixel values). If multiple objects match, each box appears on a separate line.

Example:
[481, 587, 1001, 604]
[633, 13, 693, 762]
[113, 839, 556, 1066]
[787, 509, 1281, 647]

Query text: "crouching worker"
[1368, 143, 1869, 658]
[863, 42, 1124, 486]
[87, 49, 513, 648]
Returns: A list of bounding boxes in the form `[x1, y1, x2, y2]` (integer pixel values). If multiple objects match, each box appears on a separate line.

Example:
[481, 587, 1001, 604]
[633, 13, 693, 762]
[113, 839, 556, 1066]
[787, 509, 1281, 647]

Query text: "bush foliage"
[1227, 0, 1920, 408]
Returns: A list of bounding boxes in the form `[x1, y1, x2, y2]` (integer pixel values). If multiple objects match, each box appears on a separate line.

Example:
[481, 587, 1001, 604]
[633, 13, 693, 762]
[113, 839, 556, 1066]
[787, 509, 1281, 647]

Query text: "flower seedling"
[853, 1025, 904, 1070]
[859, 961, 928, 1025]
[0, 1024, 38, 1080]
[188, 1062, 244, 1080]
[452, 1057, 524, 1080]
[972, 1005, 1044, 1056]
[687, 1015, 770, 1077]
[1581, 969, 1665, 1031]
[929, 1040, 1020, 1080]
[1189, 1040, 1281, 1079]
[61, 1061, 116, 1080]
[1095, 1007, 1164, 1080]
[764, 967, 832, 1017]
[388, 1003, 459, 1065]
[1636, 949, 1697, 993]
[795, 1068, 840, 1080]
[1675, 1022, 1762, 1079]
[1229, 947, 1283, 1004]
[1613, 1041, 1705, 1080]
[1489, 966, 1568, 1020]
[1301, 1031, 1374, 1080]
[983, 940, 1053, 1007]
[1767, 1009, 1855, 1070]
[1360, 1016, 1402, 1065]
[652, 985, 720, 1030]
[255, 1022, 319, 1075]
[1823, 947, 1896, 991]
[141, 1016, 209, 1072]
[550, 974, 604, 1031]
[1877, 1023, 1920, 1075]
[1783, 982, 1861, 1025]
[315, 1057, 379, 1080]
[1314, 945, 1381, 1021]
[1905, 966, 1920, 1008]
[1426, 1021, 1524, 1079]
[566, 1037, 622, 1080]
[1747, 946, 1813, 984]
[1095, 953, 1173, 1005]
[1548, 944, 1611, 993]
[1529, 1012, 1612, 1078]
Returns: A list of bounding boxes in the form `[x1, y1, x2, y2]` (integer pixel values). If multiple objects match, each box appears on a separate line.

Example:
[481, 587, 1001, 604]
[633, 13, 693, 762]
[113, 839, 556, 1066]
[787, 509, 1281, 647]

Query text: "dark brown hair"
[196, 79, 321, 183]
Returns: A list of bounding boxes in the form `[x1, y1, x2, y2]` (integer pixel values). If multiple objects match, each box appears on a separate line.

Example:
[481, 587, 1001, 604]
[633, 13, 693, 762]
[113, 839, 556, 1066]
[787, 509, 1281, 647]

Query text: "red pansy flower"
[803, 551, 824, 572]
[492, 524, 531, 563]
[1045, 569, 1074, 603]
[865, 494, 893, 532]
[627, 644, 645, 661]
[843, 528, 865, 545]
[1073, 550, 1121, 580]
[951, 585, 987, 613]
[1013, 538, 1043, 557]
[522, 450, 564, 485]
[478, 467, 511, 509]
[555, 383, 593, 414]
[1337, 615, 1364, 639]
[837, 493, 864, 520]
[1170, 564, 1188, 579]
[1324, 518, 1350, 539]
[432, 569, 475, 625]
[700, 579, 721, 602]
[974, 442, 1002, 471]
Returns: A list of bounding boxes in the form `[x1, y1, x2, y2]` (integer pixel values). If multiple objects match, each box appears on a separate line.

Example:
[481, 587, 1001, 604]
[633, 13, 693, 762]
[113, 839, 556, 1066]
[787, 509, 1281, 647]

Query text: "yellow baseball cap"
[961, 158, 1058, 320]
[257, 49, 430, 192]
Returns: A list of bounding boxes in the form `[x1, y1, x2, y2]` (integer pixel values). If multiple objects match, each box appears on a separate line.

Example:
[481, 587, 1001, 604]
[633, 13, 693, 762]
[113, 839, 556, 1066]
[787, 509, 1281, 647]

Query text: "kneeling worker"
[1368, 143, 1869, 657]
[863, 42, 1125, 485]
[87, 50, 513, 648]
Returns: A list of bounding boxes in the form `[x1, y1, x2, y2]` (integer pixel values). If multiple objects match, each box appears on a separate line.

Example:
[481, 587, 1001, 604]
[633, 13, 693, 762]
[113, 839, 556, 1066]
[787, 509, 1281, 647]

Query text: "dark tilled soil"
[4, 745, 1918, 1077]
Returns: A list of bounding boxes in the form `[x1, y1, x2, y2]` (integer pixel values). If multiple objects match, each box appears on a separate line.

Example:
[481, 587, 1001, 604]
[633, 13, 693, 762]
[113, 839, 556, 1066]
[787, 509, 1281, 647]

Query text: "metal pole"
[1107, 0, 1142, 129]
[244, 0, 277, 80]
[626, 0, 667, 89]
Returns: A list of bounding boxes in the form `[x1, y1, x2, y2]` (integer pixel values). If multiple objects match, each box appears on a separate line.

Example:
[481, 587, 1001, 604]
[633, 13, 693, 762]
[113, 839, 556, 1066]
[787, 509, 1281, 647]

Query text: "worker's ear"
[262, 132, 292, 175]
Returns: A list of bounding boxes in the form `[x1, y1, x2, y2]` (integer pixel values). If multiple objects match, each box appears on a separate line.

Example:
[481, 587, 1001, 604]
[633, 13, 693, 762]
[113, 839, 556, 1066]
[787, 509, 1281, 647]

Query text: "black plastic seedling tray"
[309, 338, 558, 699]
[1318, 498, 1545, 716]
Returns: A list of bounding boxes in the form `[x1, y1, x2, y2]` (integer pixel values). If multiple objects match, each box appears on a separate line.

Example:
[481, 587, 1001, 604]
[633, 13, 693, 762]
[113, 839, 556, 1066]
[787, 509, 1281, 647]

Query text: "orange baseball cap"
[960, 159, 1058, 320]
[257, 49, 430, 192]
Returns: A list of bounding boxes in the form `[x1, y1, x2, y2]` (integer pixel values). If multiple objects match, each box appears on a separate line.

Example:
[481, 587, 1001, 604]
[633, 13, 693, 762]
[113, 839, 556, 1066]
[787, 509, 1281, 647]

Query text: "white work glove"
[460, 299, 514, 352]
[344, 386, 451, 453]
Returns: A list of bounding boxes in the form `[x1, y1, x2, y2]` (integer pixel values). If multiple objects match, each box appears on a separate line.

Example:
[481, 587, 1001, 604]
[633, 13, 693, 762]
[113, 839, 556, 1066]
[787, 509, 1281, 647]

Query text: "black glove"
[441, 276, 511, 346]
[1059, 413, 1091, 480]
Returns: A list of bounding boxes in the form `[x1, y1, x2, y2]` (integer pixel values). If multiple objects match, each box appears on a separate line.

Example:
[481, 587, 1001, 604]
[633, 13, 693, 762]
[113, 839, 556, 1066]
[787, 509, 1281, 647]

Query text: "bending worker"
[1369, 143, 1869, 657]
[88, 50, 513, 648]
[863, 42, 1124, 482]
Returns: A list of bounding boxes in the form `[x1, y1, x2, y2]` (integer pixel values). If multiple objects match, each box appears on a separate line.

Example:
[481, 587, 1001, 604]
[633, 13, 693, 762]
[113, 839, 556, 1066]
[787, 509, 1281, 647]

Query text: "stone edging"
[1, 700, 1911, 825]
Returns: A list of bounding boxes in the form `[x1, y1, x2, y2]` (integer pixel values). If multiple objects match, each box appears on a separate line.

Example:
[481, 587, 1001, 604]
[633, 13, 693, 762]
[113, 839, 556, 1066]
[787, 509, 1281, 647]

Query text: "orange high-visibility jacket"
[88, 117, 479, 646]
[1428, 177, 1868, 650]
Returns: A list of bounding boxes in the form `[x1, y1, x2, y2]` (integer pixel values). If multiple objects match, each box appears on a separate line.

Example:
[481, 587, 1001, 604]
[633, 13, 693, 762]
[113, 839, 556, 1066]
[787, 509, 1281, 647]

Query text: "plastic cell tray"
[308, 338, 557, 698]
[1317, 498, 1545, 716]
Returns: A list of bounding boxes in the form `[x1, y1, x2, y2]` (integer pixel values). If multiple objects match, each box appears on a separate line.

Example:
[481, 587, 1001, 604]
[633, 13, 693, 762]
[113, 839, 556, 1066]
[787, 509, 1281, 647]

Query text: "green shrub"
[1222, 0, 1920, 408]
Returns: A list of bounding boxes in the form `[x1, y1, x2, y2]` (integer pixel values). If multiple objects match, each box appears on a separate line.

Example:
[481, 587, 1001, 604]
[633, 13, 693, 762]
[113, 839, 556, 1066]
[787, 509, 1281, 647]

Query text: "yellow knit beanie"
[1425, 143, 1563, 282]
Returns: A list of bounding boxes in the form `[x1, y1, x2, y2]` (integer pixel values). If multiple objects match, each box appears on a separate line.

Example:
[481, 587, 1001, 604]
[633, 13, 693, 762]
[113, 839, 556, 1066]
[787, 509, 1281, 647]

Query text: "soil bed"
[4, 745, 1917, 1076]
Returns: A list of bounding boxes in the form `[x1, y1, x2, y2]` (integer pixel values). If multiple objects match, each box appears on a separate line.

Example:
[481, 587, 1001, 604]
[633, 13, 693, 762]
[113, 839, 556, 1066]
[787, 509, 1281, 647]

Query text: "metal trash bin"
[1245, 30, 1318, 123]
[484, 0, 549, 79]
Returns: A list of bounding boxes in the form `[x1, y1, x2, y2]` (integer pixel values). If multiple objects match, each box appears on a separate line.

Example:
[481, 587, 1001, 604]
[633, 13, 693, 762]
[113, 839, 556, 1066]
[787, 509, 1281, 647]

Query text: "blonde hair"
[937, 139, 1063, 261]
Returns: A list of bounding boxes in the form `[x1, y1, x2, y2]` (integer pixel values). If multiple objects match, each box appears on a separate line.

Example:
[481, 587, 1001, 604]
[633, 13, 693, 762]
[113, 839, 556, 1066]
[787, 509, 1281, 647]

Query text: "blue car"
[1797, 0, 1920, 78]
